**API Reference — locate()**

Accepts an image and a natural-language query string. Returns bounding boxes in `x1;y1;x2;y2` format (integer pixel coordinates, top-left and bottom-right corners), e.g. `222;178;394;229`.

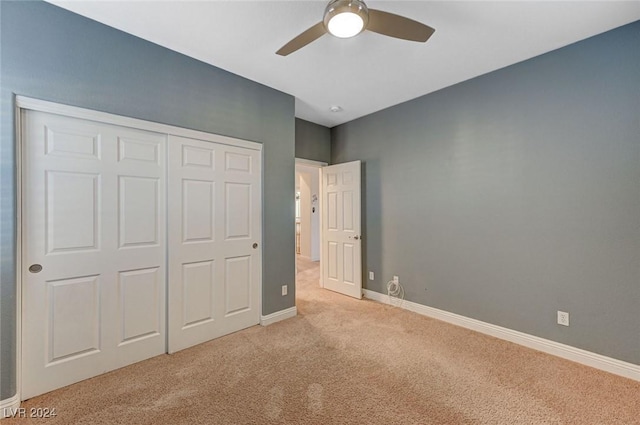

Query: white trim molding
1;394;21;419
363;289;640;382
260;307;297;326
13;96;24;407
295;158;327;167
15;96;263;152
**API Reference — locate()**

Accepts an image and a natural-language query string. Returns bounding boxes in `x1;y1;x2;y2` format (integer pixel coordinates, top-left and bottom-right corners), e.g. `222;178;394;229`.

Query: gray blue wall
0;1;295;400
295;118;331;163
332;21;640;365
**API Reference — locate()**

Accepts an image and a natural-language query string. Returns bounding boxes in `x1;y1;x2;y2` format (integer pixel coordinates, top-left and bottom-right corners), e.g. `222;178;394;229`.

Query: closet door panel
168;135;261;353
22;111;166;399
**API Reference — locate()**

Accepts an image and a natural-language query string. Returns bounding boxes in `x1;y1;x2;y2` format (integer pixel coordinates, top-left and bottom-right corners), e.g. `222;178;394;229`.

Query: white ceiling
48;1;640;128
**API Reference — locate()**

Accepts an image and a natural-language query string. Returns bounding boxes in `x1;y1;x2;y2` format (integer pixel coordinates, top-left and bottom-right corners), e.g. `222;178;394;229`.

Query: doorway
294;159;363;300
294;159;326;278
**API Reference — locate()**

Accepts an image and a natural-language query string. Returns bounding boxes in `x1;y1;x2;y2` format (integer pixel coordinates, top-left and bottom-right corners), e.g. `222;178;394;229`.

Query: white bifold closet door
167;135;261;353
22;111;167;399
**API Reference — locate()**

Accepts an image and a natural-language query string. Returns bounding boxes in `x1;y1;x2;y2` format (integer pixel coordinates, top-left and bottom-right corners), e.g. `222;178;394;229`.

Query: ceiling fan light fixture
323;0;369;39
276;0;435;56
327;13;363;38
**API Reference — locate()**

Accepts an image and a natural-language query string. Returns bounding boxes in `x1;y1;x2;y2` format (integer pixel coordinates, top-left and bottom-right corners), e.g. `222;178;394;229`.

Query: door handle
353;235;359;240
29;264;43;273
252;243;258;249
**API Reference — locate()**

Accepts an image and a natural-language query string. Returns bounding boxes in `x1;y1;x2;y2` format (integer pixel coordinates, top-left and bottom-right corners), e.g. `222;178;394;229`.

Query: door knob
29;264;43;273
354;235;359;240
252;243;258;249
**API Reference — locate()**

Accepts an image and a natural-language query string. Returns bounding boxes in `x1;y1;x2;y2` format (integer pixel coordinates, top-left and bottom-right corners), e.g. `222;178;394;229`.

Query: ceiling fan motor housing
324;0;370;38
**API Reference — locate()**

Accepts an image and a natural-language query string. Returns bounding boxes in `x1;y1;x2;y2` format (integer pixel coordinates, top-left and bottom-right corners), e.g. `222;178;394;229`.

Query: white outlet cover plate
282;285;288;296
369;271;374;281
557;311;569;326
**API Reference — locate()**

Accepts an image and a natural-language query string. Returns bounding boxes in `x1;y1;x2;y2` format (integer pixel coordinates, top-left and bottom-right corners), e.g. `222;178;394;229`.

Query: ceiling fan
276;0;435;56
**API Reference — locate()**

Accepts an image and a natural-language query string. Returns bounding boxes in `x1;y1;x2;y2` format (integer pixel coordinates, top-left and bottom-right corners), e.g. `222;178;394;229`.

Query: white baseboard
260;306;297;326
363;289;640;382
1;394;21;419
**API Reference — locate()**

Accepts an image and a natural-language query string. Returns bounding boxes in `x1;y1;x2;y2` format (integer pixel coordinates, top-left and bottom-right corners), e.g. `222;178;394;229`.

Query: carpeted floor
6;256;639;424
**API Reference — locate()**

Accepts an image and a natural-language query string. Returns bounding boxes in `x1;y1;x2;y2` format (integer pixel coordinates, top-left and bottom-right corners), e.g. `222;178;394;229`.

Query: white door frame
14;96;263;403
295;158;327;167
294;159;326;279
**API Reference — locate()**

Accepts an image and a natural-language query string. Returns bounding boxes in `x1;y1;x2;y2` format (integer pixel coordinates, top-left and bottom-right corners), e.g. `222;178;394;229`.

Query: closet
20;99;261;399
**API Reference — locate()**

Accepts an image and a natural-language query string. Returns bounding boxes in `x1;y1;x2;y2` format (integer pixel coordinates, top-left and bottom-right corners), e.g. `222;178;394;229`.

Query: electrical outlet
393;275;399;284
282;285;288;296
557;311;569;326
369;271;374;280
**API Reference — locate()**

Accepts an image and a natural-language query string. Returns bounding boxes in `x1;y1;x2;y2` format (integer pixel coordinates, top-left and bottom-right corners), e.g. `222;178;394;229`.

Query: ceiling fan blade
367;9;435;42
276;22;326;56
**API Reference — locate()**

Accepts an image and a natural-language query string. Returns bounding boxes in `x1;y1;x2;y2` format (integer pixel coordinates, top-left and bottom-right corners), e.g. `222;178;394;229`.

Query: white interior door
321;160;362;299
167;135;261;353
22;111;166;399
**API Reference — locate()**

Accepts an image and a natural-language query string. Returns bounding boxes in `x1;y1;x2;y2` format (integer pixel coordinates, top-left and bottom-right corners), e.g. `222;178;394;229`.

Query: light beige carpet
7;256;639;424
